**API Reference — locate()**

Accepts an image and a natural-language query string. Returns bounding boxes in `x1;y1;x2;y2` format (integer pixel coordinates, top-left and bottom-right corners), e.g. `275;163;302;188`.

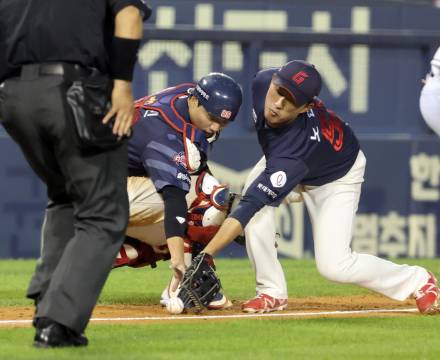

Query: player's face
264;81;310;127
188;97;228;138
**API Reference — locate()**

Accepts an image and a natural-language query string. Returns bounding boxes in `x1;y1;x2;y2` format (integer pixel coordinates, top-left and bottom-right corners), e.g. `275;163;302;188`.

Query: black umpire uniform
0;0;150;347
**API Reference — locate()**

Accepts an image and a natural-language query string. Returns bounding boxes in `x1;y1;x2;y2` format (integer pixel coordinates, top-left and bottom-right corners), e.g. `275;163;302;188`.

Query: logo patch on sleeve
176;216;186;224
173;152;186;167
270;171;287;188
143;95;157;105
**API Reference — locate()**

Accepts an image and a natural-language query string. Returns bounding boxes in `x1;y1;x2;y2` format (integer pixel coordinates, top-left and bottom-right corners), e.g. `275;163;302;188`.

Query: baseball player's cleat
206;291;233;310
241;294;288;313
415;272;440;314
33;318;88;348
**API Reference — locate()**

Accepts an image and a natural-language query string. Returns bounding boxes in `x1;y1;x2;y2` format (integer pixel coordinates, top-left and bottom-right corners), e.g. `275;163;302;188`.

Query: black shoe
33;319;88;348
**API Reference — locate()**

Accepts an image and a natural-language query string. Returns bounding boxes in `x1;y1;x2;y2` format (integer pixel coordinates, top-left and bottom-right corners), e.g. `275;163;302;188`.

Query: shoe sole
33;341;87;348
242;304;288;314
33;341;51;349
207;298;233;310
421;302;440;315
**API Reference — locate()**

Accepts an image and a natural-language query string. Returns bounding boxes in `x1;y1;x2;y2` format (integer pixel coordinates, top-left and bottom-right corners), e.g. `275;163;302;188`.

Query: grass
0;258;440;359
1;317;440;359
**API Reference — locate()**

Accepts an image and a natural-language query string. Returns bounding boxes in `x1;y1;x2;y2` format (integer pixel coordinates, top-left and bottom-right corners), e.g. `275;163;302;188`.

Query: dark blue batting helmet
190;72;242;122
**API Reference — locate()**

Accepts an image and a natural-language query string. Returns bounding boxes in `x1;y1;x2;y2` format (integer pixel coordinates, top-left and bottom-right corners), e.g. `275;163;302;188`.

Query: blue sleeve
230;157;308;227
229;197;265;228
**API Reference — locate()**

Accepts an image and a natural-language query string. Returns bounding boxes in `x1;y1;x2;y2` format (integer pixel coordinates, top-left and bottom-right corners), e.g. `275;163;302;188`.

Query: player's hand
169;261;186;292
102;79;134;137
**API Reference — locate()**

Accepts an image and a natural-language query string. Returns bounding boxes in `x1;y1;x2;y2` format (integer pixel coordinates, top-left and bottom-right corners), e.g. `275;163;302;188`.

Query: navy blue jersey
128;84;209;193
231;68;360;226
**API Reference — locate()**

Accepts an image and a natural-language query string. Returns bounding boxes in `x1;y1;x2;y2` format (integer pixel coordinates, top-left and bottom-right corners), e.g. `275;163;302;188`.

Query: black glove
178;252;221;313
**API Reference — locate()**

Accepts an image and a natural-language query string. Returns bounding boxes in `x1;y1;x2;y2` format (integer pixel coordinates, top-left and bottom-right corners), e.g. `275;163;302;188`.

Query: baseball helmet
190;73;242;122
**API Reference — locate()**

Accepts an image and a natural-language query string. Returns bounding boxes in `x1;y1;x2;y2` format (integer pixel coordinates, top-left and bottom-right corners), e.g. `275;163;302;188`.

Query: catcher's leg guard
113;236;170;269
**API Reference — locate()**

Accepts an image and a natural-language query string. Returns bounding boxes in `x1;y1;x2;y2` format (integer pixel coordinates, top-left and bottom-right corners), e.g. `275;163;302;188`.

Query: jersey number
319;111;344;152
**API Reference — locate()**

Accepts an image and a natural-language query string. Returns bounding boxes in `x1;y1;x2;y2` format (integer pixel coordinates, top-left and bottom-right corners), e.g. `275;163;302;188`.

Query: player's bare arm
203;218;243;256
167;236;186;289
103;5;143;136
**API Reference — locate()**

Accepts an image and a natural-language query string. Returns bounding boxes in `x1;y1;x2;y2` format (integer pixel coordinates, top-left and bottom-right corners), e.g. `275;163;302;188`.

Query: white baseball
166;297;184;314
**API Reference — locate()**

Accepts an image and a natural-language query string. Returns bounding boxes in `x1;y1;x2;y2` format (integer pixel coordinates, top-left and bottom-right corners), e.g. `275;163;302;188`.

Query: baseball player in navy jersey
198;60;439;315
420;46;440;136
112;73;242;308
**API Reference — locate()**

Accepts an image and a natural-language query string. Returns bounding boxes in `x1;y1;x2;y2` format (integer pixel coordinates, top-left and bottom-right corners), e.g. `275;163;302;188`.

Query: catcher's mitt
177;252;221;313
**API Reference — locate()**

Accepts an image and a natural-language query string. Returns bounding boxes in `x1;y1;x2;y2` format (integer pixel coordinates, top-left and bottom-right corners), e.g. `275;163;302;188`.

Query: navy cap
273;60;322;106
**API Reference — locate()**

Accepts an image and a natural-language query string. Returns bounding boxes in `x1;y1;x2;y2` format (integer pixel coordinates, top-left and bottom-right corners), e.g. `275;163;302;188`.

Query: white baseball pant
420;73;440;137
126;176;197;247
243;150;430;301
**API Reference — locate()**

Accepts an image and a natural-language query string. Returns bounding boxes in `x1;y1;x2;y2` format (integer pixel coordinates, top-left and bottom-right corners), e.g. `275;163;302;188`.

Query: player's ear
298;102;313;114
304;102;314;112
188;94;199;109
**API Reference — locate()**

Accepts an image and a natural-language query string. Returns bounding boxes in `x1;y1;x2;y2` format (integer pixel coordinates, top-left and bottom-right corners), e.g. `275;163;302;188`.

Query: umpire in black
0;0;151;348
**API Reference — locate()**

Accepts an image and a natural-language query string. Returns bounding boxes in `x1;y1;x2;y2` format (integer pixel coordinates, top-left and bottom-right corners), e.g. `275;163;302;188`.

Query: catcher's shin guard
113;236;170;269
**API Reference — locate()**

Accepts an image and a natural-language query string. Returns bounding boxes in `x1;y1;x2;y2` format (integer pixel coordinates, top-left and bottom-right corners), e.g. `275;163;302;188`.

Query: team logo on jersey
270;171;287;188
173;152;186;167
143;110;159;117
143;96;157;105
177;172;191;183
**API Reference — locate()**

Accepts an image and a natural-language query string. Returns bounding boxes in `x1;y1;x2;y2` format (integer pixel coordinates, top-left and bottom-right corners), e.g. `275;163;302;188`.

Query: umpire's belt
18;63;95;81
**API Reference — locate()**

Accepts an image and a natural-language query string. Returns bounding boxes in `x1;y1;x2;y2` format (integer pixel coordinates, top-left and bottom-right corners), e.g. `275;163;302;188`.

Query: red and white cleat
242;294;287;314
415;272;440;314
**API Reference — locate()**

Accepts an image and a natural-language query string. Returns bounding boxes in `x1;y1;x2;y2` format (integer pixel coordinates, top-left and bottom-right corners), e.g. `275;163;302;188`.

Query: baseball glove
177;252;221;313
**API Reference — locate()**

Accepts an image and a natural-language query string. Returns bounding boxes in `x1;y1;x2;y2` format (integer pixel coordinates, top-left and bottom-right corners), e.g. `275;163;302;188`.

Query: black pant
0;67;129;333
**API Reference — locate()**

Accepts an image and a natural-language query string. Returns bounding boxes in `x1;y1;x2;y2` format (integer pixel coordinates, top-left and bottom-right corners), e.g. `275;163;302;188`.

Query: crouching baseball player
186;60;439;315
111;73;242;309
114;170;233;309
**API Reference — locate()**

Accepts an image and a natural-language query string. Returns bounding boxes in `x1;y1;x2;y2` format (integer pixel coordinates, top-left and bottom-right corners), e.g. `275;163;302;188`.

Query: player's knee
315;253;357;283
317;267;349;283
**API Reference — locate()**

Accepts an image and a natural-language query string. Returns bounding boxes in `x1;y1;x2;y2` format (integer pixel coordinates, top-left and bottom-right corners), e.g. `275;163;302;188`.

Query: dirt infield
0;294;418;327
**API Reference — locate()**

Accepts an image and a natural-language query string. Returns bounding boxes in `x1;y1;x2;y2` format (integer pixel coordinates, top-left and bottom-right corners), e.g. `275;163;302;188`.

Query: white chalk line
0;307;418;326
